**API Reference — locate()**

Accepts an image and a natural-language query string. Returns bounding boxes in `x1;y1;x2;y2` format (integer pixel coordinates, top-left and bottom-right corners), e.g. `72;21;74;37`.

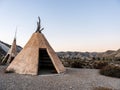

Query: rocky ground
0;66;120;90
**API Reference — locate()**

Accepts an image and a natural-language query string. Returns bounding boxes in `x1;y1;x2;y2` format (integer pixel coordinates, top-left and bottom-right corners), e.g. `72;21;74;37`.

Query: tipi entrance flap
38;48;57;74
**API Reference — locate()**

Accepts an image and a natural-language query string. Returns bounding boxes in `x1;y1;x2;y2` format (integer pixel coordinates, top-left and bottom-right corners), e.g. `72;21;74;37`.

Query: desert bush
71;59;90;68
94;86;112;90
93;61;108;69
61;59;71;67
100;64;120;78
61;59;111;69
61;59;87;68
70;60;84;68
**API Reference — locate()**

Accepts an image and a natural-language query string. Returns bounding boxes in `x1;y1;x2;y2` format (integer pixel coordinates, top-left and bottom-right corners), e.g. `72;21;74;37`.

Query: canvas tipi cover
1;36;17;64
6;17;65;75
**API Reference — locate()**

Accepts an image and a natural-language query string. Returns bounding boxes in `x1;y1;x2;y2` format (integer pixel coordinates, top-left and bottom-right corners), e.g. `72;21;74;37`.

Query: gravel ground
0;66;120;90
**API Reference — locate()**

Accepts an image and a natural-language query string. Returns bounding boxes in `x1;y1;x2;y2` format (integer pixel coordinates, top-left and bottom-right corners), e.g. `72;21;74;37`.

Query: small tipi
1;32;17;65
6;17;66;75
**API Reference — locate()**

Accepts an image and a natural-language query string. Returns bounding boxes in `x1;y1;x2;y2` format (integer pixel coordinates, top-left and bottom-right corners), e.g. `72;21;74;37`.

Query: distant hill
57;51;98;60
0;40;22;59
57;49;120;60
0;40;120;61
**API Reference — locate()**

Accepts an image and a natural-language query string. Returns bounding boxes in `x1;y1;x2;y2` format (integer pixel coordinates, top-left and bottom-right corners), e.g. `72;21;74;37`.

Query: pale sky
0;0;120;52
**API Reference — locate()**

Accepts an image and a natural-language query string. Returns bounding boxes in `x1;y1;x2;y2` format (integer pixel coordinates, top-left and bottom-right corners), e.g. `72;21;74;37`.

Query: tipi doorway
38;48;57;75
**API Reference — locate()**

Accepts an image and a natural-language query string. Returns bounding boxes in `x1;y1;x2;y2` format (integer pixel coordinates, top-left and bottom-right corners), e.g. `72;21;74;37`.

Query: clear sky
0;0;120;52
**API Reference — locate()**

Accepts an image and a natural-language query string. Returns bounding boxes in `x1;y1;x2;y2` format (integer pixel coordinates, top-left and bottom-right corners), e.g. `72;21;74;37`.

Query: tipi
6;17;66;75
1;32;17;65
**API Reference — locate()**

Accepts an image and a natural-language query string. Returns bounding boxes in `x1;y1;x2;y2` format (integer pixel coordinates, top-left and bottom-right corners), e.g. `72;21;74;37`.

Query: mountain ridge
0;40;120;61
57;50;120;60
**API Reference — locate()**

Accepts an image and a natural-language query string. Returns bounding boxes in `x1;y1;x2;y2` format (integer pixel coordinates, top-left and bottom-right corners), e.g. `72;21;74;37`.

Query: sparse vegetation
61;59;91;68
62;59;120;78
93;61;109;69
100;64;120;78
61;59;109;69
69;59;85;68
94;86;112;90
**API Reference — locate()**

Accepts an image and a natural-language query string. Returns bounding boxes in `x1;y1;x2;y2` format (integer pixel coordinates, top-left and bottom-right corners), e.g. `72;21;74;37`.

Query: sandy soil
0;66;120;90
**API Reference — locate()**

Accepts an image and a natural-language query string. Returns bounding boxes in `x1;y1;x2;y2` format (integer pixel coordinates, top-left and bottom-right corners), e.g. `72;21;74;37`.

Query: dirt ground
0;66;120;90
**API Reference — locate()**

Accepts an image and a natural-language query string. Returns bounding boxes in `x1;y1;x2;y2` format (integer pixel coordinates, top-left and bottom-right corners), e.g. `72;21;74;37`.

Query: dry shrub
61;59;85;68
94;86;112;90
93;61;108;69
70;60;84;68
62;59;109;69
61;59;71;67
100;64;120;78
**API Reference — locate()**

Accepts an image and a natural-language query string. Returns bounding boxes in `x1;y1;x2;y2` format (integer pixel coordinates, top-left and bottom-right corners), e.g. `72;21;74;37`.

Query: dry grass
100;64;120;78
94;86;112;90
61;59;109;69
